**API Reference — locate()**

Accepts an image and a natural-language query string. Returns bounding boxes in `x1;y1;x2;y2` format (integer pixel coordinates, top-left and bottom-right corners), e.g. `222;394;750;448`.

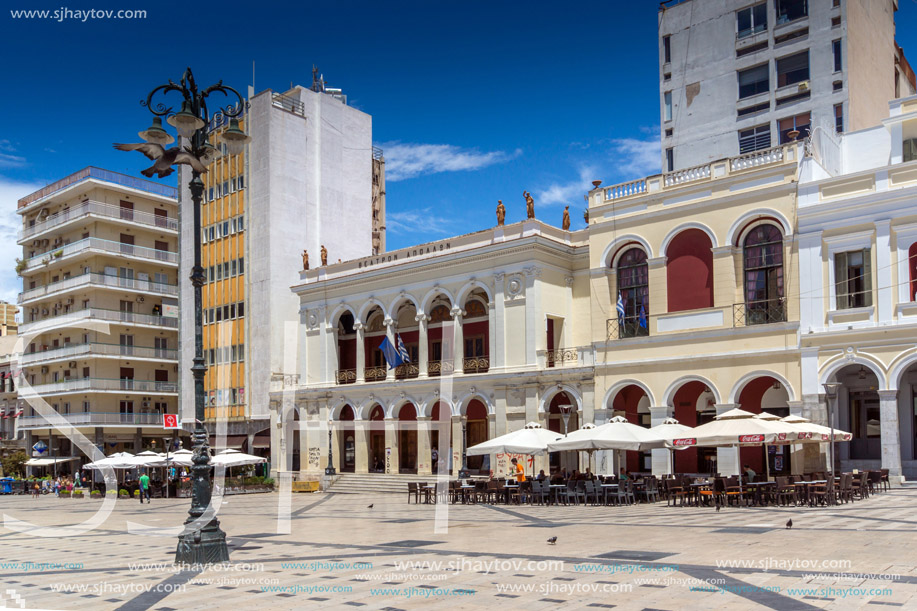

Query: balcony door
120;367;134;391
119;233;134;255
119;200;134;221
119;334;134;356
119;300;133;323
119;267;134;289
154;337;168;358
120;400;133;423
155;369;169;391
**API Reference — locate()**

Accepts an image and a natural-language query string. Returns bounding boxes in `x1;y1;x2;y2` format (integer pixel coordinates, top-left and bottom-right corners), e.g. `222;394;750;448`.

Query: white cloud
386;207;456;236
0;140;26;168
0;178;42;304
610;137;660;179
378;141;520;182
536;165;599;207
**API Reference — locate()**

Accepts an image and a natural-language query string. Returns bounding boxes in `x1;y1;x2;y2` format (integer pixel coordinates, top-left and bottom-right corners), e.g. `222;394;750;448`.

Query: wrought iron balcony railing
734;298;787;326
462;356;490;373
335;369;357;385
427;360;455;377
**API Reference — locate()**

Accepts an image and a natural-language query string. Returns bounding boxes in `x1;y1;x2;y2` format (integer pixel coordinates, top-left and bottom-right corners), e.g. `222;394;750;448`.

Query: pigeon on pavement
547;536;557;545
786;519;793;529
367;504;374;509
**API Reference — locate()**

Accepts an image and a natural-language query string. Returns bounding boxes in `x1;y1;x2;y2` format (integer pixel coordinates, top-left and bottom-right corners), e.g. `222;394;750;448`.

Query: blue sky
2;0;917;301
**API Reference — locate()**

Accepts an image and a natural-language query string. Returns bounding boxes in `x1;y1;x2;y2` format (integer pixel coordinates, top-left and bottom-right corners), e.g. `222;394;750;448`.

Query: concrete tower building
658;0;915;172
15;168;183;464
179;73;381;453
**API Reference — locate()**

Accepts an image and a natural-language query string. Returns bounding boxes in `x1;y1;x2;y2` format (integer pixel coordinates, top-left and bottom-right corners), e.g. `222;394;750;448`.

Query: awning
25;457;80;466
209;435;246;450
252;434;271;449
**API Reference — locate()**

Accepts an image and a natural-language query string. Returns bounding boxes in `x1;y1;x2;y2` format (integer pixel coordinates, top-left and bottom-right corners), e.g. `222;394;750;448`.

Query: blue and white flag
396;333;411;364
378;336;405;369
616;293;626;320
639;304;648;329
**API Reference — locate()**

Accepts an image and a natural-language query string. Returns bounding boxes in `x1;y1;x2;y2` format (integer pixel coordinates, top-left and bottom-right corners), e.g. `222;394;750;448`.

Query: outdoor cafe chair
561;480;584;506
775;477;797;506
639;476;660;503
723;477;747;507
880;469;890;491
530;480;550;505
615;480;636;505
582;480;601;505
866;471;881;495
407;482;420;504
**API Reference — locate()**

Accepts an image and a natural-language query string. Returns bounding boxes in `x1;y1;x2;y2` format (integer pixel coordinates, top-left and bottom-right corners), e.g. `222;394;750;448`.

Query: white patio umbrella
547;416;662;452
211;449;267;468
649;417;693;475
466;421;562;456
780;415;852;441
84;452;137;470
165;448;195;468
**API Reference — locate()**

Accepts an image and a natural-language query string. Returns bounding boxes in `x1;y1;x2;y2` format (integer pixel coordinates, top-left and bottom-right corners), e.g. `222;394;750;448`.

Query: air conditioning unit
32;240;41;247
41;308;49;315
40;366;49;374
798;80;810;91
68;361;77;369
142;401;150;408
53;238;63;246
41;239;49;247
136;296;145;303
65;298;74;305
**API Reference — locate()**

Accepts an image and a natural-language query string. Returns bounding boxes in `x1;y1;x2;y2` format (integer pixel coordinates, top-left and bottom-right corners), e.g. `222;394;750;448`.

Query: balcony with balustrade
20;237;178;273
591;143;800;207
18;200;177;244
20;307;179;335
19;271;177;305
20;342;178;366
23;377;178;397
16;410;177;430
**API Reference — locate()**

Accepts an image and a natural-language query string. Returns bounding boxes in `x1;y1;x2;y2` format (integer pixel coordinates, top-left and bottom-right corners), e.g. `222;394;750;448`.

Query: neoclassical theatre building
270;221;595;478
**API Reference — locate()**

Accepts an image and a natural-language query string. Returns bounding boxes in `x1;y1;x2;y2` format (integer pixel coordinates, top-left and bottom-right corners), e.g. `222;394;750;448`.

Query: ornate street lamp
117;67;249;563
459;420;469;479
822;382;841;505
326;414;336;476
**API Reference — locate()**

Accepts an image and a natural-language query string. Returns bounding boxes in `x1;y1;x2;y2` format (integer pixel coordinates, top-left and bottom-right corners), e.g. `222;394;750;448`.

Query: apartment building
796;94;917;481
15;167;183;465
0;335;24;457
178;74;381;453
658;0;915;172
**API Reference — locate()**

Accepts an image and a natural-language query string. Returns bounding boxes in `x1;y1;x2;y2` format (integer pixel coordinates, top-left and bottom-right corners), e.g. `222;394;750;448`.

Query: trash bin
0;478;13;494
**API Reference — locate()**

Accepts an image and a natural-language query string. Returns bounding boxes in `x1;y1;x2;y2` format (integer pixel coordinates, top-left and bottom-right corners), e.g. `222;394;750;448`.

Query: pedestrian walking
139;471;151;504
32;481;40;499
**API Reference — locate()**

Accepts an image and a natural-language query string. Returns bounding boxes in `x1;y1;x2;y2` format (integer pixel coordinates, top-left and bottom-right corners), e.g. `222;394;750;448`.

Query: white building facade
797;95;917;481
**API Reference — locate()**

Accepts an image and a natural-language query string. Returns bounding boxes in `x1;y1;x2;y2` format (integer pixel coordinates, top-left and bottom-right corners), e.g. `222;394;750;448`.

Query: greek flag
396;333;411;364
616;293;626;320
378;336;405;369
639;304;648;329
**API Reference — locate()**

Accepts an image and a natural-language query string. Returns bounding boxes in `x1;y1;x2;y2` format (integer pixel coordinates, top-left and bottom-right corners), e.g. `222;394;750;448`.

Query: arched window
666;229;714;312
616;248;649;337
743;224;785;324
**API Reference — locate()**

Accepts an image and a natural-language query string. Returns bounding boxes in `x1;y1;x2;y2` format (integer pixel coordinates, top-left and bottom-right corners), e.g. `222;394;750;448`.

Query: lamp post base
325;467;336;476
175;523;229;565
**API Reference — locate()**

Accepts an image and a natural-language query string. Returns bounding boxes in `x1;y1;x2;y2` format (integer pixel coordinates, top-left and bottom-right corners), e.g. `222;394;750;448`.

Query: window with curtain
777;51;809;87
744;224;785;324
617;248;649;337
835;249;872;309
739;63;769;99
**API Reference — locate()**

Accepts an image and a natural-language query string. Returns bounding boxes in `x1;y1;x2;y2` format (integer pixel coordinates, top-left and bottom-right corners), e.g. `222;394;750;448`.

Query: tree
1;451;28;478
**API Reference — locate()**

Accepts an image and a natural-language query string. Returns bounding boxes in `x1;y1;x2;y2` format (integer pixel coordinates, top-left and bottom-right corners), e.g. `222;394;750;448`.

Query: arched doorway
430;401;451;474
833;365;881;467
394;302;419;379
398;403;418;474
336;312;357;384
611;384;652;473
427;299;453;376
363;306;387;382
736;376;790;476
671;381;717;474
547;392;579;473
465;400;489;473
462;293;490;373
368;404;385;473
339;405;356;473
291;408;301;471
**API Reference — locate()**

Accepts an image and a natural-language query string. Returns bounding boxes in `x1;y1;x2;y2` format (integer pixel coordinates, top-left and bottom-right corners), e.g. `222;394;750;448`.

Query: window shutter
862;248;872;307
835;252;848;309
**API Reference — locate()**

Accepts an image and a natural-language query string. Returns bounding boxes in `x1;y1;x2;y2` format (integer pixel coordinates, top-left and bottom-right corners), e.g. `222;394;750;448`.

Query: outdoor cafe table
458;484;476;504
600;483;618;505
745;481;776;506
503;483;520;504
422;484;439;504
549;484;567;505
689;481;712;506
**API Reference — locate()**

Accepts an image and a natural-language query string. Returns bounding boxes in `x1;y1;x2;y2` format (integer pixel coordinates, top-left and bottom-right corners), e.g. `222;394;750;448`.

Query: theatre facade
269;221;595;478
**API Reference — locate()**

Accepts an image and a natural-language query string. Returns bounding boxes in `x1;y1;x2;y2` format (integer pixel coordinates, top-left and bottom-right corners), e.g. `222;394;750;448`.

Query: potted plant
14;258;27;276
59;490;70;498
118;489;129;499
72;490;83;499
90;490;102;499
